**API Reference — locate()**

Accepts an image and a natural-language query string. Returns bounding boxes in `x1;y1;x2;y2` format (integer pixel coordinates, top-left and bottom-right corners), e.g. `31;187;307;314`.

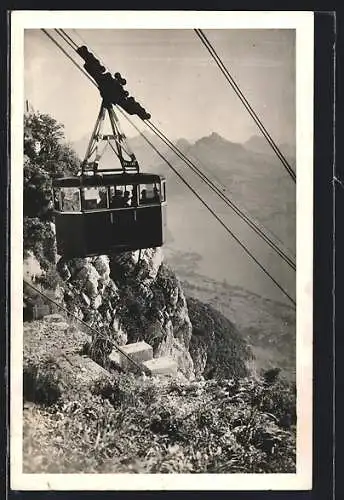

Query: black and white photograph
11;11;313;490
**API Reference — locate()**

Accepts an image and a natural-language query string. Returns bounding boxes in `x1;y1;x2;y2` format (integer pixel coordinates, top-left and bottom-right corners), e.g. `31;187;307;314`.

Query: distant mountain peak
244;135;270;152
209;131;223;140
204;131;226;143
175;138;191;150
195;132;245;154
244;135;295;160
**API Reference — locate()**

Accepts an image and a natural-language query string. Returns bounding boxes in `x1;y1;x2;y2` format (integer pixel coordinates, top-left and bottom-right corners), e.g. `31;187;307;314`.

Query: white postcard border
10;10;314;491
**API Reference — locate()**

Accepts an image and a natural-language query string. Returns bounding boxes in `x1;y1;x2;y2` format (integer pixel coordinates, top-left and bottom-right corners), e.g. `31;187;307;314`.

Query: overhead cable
117;109;296;306
146;119;296;270
56;29;79;50
41;29;296;306
41;29;97;87
23;279;150;374
194;28;296;183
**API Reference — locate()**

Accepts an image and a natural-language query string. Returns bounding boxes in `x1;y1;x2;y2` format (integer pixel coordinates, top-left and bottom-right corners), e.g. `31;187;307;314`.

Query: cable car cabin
52;173;167;258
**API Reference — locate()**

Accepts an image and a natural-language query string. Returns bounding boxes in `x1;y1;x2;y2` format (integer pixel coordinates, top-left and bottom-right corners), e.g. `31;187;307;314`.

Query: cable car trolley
52;48;167;258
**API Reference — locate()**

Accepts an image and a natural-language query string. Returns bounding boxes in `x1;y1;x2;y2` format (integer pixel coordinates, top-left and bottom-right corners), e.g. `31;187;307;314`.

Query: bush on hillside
23;112;80;270
23;217;56;270
187;297;253;379
23;373;296;473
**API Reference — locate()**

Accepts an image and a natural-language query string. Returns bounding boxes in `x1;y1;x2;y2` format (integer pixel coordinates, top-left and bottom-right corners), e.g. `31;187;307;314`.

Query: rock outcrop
23;251;44;283
57;248;195;380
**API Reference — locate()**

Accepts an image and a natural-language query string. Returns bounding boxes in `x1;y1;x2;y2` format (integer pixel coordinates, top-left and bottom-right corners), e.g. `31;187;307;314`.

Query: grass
23;366;296;474
22;288;296;474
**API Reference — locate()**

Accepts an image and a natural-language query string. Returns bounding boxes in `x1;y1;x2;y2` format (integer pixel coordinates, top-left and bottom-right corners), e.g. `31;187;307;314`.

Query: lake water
163;184;295;305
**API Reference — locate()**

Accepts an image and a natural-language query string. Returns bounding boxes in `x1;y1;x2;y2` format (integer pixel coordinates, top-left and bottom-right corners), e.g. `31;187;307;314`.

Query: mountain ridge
71;131;295;165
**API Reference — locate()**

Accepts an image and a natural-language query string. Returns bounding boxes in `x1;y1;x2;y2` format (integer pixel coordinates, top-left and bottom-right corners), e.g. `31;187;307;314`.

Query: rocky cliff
56;248;195;379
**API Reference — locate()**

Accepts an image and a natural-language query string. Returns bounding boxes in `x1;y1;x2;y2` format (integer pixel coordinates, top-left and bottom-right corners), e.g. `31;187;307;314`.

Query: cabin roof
53;172;165;188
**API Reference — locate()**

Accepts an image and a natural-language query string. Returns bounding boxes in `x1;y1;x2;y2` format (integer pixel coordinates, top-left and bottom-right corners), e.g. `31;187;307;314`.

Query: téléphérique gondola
52;46;167;258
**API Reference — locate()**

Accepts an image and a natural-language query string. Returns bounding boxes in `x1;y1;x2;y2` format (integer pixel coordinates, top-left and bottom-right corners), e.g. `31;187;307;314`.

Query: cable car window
140;183;161;204
53;188;62;211
109;185;124;208
84;187;99;210
123;186;133;207
108;186;115;201
97;186;108;208
61;187;81;212
109;185;134;208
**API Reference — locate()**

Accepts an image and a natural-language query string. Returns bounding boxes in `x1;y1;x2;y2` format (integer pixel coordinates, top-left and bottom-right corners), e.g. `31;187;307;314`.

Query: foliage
116;282;151;342
23;217;56;270
24;113;80;218
24;357;63;405
24;112;80;176
187;297;253;379
23;373;296;474
88;324;119;370
23;112;81;269
115;263;178;346
35;265;64;291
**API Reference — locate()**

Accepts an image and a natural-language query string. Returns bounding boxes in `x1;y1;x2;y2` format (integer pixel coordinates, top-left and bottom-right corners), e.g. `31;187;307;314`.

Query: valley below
73;130;297;380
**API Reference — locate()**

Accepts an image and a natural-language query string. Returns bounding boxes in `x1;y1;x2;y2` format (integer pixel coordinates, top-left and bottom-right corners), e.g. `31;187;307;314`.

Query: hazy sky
24;29;295;145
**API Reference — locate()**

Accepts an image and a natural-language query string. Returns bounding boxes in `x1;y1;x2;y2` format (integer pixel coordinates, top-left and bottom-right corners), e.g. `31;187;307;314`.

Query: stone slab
109;341;153;371
143;356;178;376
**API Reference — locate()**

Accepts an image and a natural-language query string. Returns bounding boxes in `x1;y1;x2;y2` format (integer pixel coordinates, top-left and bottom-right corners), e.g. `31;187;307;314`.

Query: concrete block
143;356;178;376
109;341;153;371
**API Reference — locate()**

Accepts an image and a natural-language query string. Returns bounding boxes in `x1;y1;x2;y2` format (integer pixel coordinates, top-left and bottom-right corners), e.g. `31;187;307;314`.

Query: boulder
111;317;127;345
81;292;91;307
85;278;99;298
92;295;102;310
60;251;196;380
93;255;110;277
143;356;178;376
24;352;111;403
43;313;65;323
155;327;195;380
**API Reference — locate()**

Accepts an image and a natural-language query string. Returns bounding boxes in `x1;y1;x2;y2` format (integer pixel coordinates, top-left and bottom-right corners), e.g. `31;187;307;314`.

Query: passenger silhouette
111;190;124;208
123;190;132;207
140;189;147;204
98;190;108;208
153;186;160;202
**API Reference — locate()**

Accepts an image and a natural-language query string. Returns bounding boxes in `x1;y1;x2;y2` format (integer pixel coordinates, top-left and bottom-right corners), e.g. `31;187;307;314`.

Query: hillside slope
26;247;254;382
23;247;296;474
23;315;296;474
23;112;296;474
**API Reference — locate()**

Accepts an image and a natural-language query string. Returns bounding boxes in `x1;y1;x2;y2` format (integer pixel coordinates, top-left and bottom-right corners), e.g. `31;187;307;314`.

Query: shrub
23;370;296;473
24;358;62;405
187;297;253;379
23;217;56;270
23;111;81;278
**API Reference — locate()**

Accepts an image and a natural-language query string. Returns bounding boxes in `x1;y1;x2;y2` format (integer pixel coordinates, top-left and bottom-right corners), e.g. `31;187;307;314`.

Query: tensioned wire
40;29;296;306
